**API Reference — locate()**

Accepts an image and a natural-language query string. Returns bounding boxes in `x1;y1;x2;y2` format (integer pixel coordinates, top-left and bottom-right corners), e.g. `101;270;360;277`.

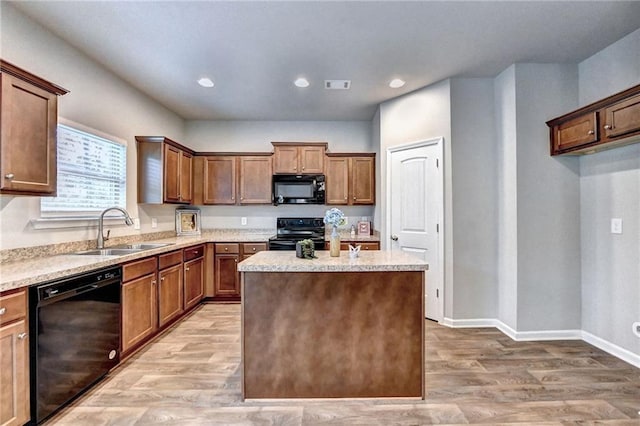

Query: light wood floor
47;304;640;425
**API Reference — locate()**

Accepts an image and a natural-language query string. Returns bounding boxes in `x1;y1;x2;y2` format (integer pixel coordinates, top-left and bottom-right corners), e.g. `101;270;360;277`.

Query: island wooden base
241;271;424;399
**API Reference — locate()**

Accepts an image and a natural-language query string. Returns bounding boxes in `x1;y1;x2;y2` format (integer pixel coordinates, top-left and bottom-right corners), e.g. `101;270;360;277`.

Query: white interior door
388;138;443;322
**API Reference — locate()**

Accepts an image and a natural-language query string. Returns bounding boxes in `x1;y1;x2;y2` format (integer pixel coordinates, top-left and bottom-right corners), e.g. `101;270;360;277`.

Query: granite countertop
237;250;428;273
0;229;275;292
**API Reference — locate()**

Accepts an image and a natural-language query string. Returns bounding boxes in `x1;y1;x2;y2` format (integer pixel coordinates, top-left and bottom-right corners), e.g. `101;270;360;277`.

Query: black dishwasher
29;266;122;424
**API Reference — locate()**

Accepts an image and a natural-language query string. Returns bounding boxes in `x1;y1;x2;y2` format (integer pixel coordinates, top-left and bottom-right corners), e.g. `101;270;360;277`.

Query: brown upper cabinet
193;154;272;205
136;136;194;204
272;142;326;174
0;60;68;196
325;154;375;205
547;84;640;155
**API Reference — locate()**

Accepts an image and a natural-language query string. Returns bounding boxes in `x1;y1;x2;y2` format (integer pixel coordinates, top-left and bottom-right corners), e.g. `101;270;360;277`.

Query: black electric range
268;217;326;251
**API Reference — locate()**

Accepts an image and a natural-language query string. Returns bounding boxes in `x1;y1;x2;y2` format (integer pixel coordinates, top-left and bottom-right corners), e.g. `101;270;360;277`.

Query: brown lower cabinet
213;242;267;301
121;257;158;354
121;244;204;356
158;250;183;328
0;289;30;426
184;244;205;310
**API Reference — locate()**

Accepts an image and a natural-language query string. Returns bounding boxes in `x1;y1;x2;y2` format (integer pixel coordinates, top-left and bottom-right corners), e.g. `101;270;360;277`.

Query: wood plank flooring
46;304;640;425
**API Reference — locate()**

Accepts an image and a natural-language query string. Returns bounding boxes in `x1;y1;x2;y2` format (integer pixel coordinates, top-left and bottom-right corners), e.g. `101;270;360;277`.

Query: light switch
133;218;140;230
611;218;622;234
151;217;157;228
241;217;247;225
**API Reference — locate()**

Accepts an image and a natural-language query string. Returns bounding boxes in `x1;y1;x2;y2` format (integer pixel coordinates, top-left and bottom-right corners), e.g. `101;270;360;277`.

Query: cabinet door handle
151;280;157;285
185;267;190;271
252;247;256;251
302;166;305;170
161;277;165;281
587;130;595;135
224;247;228;251
0;307;5;315
391;235;399;241
353;196;356;201
18;333;28;340
5;173;14;180
604;124;613;130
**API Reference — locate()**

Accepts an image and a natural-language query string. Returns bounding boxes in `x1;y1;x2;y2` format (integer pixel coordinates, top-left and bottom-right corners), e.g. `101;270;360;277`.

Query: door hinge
436;289;439;298
436;223;439;233
436;158;439;168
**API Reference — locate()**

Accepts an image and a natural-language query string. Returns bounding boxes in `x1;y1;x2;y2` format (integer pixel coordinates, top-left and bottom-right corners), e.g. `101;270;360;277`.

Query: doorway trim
386;137;445;322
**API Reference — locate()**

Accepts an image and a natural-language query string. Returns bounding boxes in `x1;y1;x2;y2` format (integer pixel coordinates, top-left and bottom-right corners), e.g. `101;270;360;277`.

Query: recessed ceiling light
197;77;214;88
294;77;310;88
389;78;406;89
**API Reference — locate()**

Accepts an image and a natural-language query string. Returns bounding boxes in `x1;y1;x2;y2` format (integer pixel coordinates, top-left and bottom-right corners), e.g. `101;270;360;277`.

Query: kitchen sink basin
112;243;174;250
74;248;144;256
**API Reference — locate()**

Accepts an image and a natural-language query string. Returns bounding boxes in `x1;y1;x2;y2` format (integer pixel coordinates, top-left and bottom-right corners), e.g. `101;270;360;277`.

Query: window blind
41;123;126;214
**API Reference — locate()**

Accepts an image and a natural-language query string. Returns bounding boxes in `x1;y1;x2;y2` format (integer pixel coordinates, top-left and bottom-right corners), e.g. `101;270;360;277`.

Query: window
41;120;127;216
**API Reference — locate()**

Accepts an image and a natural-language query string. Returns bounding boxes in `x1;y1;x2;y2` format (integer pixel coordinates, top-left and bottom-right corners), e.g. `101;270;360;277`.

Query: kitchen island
238;250;428;399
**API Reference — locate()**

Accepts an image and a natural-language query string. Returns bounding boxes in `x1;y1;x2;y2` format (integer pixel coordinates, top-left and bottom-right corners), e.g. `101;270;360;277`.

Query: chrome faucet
97;207;134;249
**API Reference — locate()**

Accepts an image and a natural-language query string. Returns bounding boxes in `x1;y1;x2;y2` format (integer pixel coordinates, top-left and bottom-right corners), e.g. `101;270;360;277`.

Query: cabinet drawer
215;243;240;254
360;242;380;250
123;256;158;282
159;250;182;269
0;289;27;325
183;244;205;261
242;243;267;255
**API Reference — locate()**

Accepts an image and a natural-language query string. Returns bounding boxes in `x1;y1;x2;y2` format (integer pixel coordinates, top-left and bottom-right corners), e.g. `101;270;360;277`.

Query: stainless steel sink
73;243;173;256
74;248;144;256
113;243;174;250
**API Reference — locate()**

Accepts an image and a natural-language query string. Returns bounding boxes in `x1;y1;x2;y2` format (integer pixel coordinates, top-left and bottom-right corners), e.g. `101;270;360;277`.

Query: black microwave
272;174;325;205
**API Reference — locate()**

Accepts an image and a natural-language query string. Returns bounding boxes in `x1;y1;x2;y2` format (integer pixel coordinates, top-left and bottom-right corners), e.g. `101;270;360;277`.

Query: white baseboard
442;317;638;368
582;330;640;369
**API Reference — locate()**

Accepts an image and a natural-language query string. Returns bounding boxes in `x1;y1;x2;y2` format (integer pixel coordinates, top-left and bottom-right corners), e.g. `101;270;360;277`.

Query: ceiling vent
325;80;351;90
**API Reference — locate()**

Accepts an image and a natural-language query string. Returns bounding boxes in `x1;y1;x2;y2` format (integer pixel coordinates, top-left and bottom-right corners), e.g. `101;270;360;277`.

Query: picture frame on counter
357;221;371;235
175;208;201;236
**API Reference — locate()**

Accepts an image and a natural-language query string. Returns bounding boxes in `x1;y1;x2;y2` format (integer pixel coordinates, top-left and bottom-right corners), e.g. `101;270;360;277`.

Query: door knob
391;235;399;241
587;130;595;135
18;333;28;340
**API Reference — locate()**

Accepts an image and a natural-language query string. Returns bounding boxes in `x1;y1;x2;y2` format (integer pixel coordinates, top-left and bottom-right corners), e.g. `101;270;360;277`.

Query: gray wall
0;3;185;249
378;80;454;317
578;29;640;355
513;64;581;332
494;66;519;329
450;78;498;319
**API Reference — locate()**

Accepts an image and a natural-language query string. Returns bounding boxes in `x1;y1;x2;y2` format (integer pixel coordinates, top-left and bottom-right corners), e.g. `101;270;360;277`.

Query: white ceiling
9;1;640;121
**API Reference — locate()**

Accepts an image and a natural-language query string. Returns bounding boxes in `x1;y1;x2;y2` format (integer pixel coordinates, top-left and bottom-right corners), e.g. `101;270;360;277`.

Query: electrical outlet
151;218;157;228
241;217;247;226
133;218;140;230
633;322;640;338
611;218;622;234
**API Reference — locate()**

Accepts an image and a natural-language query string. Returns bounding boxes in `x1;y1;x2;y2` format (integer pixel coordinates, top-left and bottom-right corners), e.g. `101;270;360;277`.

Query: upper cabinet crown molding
1;60;68;96
547;83;640;156
1;60;68;196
